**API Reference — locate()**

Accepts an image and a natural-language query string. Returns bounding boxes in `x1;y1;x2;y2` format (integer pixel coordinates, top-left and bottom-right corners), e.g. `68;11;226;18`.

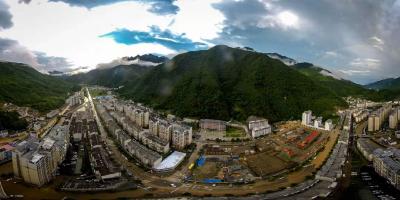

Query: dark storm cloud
213;0;400;84
34;52;73;72
0;37;37;66
0;37;73;73
0;1;13;30
47;0;179;15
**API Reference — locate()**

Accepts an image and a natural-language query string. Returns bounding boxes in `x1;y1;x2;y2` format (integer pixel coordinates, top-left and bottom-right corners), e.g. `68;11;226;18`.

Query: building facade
199;119;226;132
302;111;312;126
373;148;400;190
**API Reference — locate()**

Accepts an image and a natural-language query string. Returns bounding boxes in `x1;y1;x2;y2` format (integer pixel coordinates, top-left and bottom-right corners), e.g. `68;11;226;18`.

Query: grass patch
225;127;245;137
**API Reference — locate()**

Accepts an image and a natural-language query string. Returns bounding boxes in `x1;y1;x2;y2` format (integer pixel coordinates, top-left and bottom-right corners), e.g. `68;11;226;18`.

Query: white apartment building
251;125;272;138
314;117;323;129
302;110;312;126
324;119;334;131
247;116;271;138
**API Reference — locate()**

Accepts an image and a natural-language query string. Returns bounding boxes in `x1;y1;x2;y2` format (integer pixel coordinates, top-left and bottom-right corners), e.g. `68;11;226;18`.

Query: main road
85;87;354;198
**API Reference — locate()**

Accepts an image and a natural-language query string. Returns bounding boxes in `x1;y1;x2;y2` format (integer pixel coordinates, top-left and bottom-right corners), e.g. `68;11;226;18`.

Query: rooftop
30;153;44;163
374;148;400;173
41;138;55;150
358;138;381;155
153;151;186;170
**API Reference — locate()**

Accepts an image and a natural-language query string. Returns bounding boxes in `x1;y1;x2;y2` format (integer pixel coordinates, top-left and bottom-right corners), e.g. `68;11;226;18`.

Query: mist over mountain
96;54;169;69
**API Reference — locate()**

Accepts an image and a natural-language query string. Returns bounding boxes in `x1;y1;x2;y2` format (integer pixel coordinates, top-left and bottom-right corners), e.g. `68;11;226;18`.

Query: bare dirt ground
312;129;339;168
246;152;290;177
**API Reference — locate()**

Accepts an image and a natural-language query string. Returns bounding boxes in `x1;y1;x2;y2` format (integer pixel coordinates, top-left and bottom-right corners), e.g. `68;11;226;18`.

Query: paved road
0;182;7;199
85;89;354;198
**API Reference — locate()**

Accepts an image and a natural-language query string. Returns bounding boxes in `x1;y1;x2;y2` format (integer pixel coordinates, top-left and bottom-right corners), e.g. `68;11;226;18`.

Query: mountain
66;54;168;88
66;64;152;88
293;62;372;97
48;70;64;76
237;47;297;66
118;45;347;122
126;54;169;66
365;78;400;90
0;61;79;112
266;53;297;66
96;54;169;69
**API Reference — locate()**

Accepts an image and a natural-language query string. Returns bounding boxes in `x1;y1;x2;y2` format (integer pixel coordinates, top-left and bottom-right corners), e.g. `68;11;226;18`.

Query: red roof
304;131;319;144
298;131;319;148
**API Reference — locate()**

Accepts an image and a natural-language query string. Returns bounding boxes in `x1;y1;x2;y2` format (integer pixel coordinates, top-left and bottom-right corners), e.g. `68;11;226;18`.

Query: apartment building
302;110;312;126
140;131;170;154
325;119;334;131
373;148;400;190
247;116;271;138
247;117;269;130
357;138;380;161
0;144;13;164
389;109;398;129
251;125;272;138
171;124;192;150
125;139;162;168
88;132;121;180
12;123;69;187
149;117;172;143
368;104;393;132
368;114;376;132
200;119;226;132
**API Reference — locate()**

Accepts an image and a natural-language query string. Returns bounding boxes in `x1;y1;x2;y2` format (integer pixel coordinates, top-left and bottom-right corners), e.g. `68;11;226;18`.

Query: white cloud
276;11;299;28
338;69;371;76
350;58;380;69
369;36;384;51
324;51;338;57
255;10;301;30
168;0;225;42
369;36;384;45
2;0;224;70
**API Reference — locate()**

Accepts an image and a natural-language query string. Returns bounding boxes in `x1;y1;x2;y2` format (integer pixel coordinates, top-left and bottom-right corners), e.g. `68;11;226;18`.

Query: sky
0;0;399;84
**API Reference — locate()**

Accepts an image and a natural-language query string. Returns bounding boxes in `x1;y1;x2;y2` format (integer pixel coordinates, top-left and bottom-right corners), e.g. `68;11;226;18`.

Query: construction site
186;121;333;185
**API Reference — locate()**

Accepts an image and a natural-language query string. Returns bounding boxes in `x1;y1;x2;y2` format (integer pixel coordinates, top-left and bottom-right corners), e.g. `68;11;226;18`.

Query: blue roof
196;155;206;167
203;179;222;183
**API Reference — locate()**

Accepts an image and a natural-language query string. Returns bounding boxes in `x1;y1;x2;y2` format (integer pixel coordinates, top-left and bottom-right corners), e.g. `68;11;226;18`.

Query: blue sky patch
100;26;208;52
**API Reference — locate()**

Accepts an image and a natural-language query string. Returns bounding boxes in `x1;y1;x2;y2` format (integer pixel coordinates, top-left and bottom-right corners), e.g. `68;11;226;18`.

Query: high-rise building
12;125;69;187
302;110;312;126
374;115;381;131
368;114;375;132
389;110;398;129
314;117;323;129
171;124;192;150
325;119;333;131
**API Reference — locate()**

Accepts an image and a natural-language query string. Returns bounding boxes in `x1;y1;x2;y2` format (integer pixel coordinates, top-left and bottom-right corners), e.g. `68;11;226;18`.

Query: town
0;86;396;200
